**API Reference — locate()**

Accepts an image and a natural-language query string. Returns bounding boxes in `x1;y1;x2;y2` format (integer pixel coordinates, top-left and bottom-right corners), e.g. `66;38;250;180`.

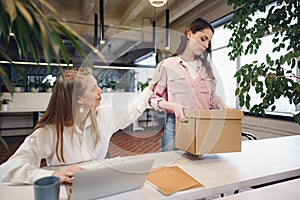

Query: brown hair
32;67;100;162
174;18;215;79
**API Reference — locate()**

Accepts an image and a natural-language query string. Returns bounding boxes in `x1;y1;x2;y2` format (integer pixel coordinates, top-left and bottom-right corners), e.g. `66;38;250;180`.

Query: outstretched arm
98;62;165;134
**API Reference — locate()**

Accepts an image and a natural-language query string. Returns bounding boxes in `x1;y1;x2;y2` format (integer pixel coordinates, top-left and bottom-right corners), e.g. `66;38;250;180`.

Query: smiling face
187;28;214;56
78;74;103;110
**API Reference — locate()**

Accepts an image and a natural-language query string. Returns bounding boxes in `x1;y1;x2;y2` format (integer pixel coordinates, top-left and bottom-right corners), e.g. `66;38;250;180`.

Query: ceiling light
148;0;168;7
0;60;73;67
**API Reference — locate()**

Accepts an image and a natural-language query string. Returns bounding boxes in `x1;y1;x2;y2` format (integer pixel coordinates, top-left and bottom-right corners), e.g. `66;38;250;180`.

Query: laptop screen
70;158;154;200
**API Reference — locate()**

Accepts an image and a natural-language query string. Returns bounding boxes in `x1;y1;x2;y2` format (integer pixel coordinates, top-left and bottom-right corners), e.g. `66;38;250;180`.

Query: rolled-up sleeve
149;67;168;112
97;87;154;135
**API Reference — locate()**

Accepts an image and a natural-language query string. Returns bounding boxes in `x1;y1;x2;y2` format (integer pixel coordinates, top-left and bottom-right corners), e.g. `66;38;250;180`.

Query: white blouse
0;88;153;185
182;60;199;79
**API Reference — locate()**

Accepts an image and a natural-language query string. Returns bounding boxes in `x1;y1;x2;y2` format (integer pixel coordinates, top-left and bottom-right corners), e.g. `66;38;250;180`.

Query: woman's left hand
222;105;235;110
52;165;85;184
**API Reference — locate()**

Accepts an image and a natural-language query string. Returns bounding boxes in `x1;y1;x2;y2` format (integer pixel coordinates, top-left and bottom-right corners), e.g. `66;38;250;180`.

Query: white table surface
1;135;300;200
0;184;68;200
214;178;300;200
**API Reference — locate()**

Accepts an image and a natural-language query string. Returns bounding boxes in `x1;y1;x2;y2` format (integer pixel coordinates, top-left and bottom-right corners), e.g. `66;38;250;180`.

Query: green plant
15;79;25;87
29;77;40;89
103;79;116;89
225;0;300;124
0;0;106;94
0;98;12;105
137;78;151;91
0;90;9;151
43;79;52;90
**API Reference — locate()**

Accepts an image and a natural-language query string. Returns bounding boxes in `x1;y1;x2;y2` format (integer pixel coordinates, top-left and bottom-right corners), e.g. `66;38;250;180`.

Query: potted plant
114;82;127;92
14;80;26;92
103;79;116;93
29;78;41;92
0;98;12;111
42;79;53;93
137;78;151;91
14;85;22;93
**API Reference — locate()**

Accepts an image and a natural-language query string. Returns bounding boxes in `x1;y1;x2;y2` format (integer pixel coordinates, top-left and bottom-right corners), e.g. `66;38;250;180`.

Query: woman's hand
215;97;234;110
219;104;235;110
172;104;188;122
158;101;187;122
224;106;235;110
52;165;85;184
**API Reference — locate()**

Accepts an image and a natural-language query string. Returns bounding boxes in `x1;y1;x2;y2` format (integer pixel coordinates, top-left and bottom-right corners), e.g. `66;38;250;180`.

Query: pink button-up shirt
149;56;225;112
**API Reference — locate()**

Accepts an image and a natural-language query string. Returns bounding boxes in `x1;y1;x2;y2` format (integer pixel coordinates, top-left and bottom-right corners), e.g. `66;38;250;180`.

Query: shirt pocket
168;77;191;95
198;78;213;94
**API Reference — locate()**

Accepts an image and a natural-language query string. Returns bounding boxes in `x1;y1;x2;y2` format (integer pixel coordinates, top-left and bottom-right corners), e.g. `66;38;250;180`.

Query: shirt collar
177;56;202;67
74;115;92;134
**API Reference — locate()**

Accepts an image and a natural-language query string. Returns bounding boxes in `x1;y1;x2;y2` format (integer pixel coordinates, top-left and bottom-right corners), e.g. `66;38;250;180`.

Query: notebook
69;158;154;200
147;165;204;195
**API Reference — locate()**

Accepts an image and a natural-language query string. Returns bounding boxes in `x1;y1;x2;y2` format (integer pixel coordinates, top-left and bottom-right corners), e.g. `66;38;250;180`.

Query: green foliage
137;78;151;91
0;0;106;94
225;0;300;124
42;79;52;90
103;79;116;89
0;98;12;105
0;136;9;153
29;77;40;88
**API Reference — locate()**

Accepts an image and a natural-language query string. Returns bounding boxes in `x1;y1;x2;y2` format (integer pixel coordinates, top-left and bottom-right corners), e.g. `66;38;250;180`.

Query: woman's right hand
52;165;85;184
158;100;187;122
173;104;188;122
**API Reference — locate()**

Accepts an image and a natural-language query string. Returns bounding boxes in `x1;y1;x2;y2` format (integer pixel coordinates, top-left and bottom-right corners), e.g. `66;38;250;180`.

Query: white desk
214;178;300;200
0;184;68;200
1;135;300;200
98;135;300;200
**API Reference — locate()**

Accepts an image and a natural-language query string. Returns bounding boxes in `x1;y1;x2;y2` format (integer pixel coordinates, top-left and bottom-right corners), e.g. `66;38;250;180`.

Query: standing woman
149;18;231;152
0;67;162;185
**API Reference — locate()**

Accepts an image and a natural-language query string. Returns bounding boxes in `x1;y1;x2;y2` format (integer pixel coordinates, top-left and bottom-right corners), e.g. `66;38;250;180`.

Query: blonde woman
0;66;162;185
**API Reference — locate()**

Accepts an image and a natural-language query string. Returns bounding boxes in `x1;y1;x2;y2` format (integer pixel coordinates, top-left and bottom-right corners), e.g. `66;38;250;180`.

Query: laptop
69;158;154;200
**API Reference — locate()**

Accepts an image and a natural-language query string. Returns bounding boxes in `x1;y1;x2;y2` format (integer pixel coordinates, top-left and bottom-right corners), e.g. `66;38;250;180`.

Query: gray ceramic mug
34;176;60;200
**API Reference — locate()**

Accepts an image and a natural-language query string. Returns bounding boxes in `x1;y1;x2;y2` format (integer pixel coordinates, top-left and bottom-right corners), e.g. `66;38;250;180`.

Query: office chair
105;152;112;159
241;131;257;140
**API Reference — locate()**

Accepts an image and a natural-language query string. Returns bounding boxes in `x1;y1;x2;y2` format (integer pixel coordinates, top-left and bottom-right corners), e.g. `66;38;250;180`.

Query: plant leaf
0;65;14;95
2;0;17;23
15;0;33;27
0;136;10;153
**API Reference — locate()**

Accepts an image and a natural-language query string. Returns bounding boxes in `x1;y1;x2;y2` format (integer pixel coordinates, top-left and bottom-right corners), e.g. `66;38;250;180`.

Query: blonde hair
32;67;100;163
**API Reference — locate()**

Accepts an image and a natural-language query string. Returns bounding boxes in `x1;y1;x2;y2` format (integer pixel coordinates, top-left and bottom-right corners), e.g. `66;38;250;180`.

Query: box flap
183;109;244;119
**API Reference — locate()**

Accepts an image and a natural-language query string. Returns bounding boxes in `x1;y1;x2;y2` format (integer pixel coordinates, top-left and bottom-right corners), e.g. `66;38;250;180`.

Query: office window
211;26;236;108
211;1;298;115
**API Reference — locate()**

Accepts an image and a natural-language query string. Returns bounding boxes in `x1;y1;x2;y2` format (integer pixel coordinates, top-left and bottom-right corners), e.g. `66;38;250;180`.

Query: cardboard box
175;109;244;155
